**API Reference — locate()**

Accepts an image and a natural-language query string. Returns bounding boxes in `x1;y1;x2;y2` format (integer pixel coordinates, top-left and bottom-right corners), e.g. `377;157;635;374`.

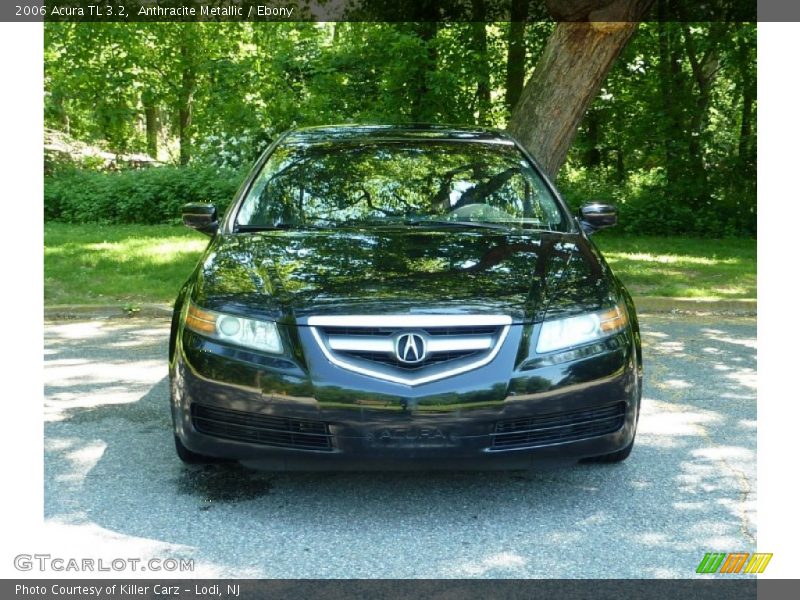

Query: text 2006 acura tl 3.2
169;124;642;470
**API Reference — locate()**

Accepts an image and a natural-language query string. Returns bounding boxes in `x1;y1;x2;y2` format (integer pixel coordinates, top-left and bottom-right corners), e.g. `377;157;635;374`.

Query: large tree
508;0;655;179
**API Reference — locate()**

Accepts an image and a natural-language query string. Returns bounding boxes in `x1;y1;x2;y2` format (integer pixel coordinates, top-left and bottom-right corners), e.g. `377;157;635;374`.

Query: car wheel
174;434;214;464
585;381;641;464
582;436;635;464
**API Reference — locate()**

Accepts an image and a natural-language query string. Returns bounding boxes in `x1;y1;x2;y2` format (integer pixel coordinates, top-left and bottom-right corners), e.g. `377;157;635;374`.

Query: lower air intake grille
191;404;333;451
491;402;626;450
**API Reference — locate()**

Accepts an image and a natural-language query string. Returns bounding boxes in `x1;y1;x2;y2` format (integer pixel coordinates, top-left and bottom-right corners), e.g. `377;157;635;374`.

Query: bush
44;165;247;224
556;166;756;237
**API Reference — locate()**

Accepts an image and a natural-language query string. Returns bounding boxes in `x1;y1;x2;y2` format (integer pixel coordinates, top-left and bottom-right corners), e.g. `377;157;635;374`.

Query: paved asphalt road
43;314;756;578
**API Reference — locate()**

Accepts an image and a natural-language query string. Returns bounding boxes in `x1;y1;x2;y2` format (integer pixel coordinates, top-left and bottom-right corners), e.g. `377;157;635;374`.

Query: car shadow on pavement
43;315;756;578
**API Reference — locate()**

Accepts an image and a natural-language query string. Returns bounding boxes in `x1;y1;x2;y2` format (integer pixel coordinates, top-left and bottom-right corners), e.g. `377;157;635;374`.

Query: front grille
491;402;626;450
308;315;512;386
341;348;480;370
191;404;333;451
426;326;498;336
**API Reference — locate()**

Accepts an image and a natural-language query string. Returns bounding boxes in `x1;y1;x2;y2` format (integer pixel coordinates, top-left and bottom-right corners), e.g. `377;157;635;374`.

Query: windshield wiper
234;223;321;232
403;218;512;231
236;220;521;232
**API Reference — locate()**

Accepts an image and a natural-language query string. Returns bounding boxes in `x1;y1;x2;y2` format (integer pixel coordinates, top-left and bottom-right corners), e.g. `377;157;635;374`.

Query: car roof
281;124;516;145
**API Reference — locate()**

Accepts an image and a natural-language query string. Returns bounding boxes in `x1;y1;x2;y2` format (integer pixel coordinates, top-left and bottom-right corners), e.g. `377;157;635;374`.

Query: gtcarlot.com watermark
14;554;194;573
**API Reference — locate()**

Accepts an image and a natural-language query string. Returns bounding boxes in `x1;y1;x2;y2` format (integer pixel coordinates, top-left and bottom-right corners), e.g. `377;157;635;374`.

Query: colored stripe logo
697;553;772;574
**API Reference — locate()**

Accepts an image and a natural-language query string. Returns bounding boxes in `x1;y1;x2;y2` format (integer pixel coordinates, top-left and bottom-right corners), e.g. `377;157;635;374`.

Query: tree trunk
584;108;602;167
738;79;755;174
407;2;441;122
614;142;625;183
657;9;681;186
507;0;653;179
505;0;528;113
471;1;491;123
681;21;726;204
178;97;192;166
409;22;438;122
178;41;196;166
144;102;158;160
736;24;756;177
51;88;70;134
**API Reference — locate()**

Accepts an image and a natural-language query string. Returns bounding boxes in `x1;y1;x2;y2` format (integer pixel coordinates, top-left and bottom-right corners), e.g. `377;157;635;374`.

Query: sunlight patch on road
45;354;165;422
672;501;707;511
637;399;720;438
47;321;109;340
45;389;146;422
452;551;527;576
692;446;754;462
39;519;236;578
660;379;693;390
702;329;757;349
46;360;165;388
726;369;756;390
647;340;687;357
57;440;107;484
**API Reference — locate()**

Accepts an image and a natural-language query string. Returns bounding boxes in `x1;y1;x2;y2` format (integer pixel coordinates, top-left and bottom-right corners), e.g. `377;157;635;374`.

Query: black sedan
169;124;642;470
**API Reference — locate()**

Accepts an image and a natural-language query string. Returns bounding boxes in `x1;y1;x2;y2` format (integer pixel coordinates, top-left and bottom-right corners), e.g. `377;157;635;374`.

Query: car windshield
235;140;569;232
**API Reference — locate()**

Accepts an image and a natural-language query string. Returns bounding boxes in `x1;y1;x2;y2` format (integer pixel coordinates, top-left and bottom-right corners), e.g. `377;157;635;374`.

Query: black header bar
1;1;763;24
0;578;773;600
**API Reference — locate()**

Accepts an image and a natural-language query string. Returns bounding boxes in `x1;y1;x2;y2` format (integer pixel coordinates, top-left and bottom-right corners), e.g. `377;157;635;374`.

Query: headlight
536;305;628;354
185;303;283;354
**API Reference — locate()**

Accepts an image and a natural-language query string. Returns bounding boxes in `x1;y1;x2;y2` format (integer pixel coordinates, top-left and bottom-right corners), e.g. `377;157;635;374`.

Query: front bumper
170;325;641;470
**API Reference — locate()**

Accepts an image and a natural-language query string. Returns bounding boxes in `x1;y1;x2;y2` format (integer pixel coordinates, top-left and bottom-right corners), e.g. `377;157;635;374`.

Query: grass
594;235;756;300
45;224;209;306
44;223;756;306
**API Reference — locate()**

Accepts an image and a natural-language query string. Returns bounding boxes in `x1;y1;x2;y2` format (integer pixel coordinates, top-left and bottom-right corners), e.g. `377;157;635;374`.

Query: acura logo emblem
395;332;427;364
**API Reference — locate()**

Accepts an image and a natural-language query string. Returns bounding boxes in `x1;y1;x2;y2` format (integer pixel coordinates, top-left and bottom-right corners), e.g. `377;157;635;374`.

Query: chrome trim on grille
308;315;512;386
308;315;512;328
327;333;494;353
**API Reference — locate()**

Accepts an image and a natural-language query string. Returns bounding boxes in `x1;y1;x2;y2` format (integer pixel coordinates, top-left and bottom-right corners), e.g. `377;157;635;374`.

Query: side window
237;147;303;226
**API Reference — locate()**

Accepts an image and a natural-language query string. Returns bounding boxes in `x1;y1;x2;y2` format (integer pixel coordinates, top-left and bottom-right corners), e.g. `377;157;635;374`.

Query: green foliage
558;166;756;237
565;22;756;236
44;21;755;236
45;166;245;224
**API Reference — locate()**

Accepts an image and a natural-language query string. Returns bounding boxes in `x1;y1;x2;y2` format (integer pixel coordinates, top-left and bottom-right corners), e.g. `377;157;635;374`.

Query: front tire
583;384;641;464
174;433;214;464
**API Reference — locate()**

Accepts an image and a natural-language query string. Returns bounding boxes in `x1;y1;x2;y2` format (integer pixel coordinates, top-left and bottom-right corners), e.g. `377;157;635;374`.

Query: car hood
190;229;615;324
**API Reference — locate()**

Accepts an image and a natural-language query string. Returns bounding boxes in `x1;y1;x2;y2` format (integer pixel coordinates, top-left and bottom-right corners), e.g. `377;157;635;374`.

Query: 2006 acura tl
169;124;642;470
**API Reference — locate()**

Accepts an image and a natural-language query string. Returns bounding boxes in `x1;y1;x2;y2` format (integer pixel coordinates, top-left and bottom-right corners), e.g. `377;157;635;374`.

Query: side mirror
579;202;617;234
182;203;218;236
